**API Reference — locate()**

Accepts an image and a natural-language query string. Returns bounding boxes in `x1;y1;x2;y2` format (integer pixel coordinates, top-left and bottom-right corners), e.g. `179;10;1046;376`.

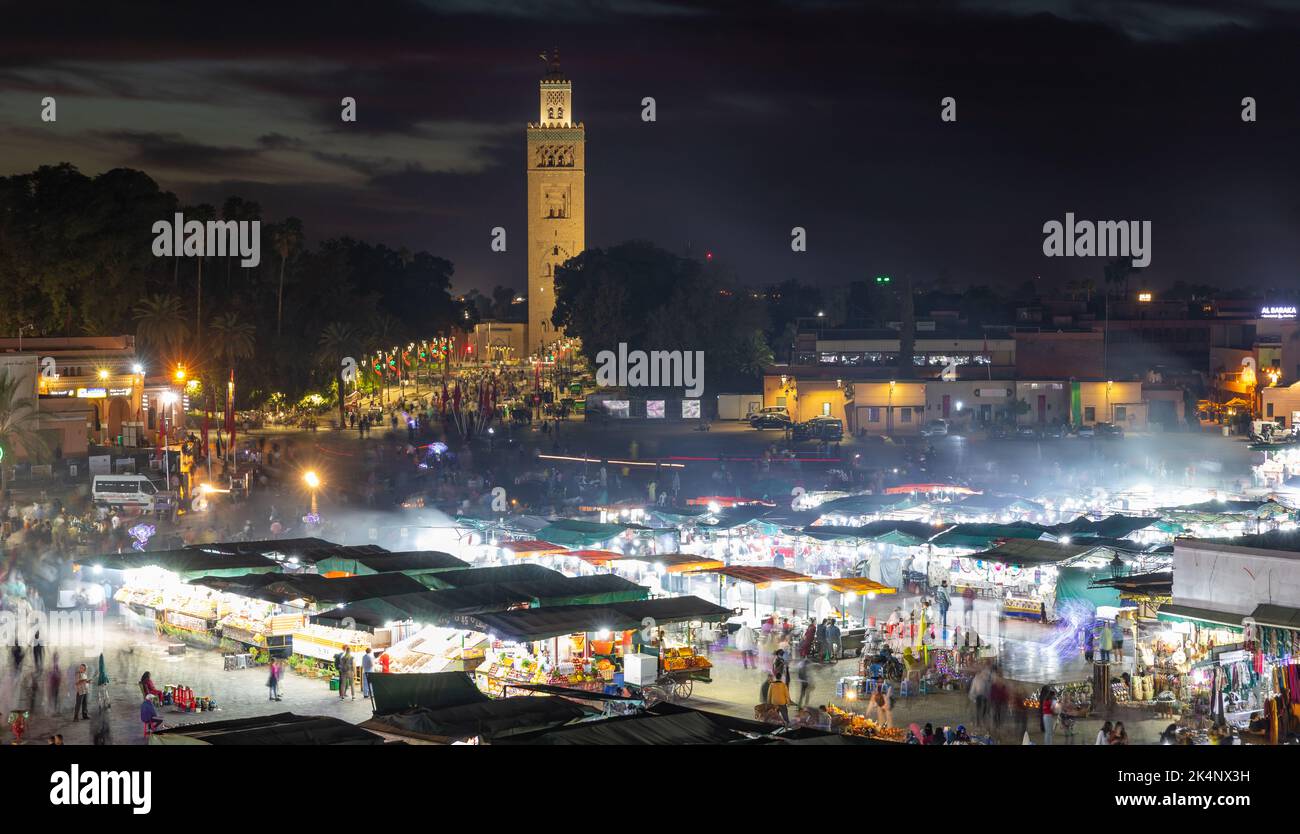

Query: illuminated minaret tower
526;49;585;355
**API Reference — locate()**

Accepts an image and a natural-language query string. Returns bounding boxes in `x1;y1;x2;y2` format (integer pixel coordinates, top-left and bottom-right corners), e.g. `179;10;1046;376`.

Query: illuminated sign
107;387;133;397
42;390;73;398
1261;305;1297;319
76;387;107;399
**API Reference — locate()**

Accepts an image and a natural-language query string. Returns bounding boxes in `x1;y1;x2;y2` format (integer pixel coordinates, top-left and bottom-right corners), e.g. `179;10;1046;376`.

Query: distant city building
466;321;527;363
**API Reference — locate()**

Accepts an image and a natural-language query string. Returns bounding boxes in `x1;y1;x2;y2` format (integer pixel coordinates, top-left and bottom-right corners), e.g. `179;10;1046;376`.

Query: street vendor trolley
624;650;712;704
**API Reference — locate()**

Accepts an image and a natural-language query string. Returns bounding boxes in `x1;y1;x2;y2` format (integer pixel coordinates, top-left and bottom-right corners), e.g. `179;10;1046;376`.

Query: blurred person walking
736;622;758;669
796;656;814;708
47;652;62;714
937;581;951;631
267;658;282;701
1040;685;1057;745
768;649;791;725
962;585;976;626
969;663;992;726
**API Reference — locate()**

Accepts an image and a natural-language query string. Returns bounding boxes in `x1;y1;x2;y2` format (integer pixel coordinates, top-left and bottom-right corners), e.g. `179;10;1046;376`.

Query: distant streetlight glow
303;471;321;489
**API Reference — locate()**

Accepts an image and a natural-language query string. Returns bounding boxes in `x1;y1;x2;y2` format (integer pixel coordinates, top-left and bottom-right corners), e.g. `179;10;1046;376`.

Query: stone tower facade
526;51;585;355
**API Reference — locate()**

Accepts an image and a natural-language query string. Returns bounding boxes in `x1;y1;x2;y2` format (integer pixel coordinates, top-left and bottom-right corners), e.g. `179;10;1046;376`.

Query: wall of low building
762;375;849;423
1015;331;1104;378
1075;381;1146;427
1262;383;1300;427
849;381;925;435
1014;381;1070;425
924;380;1028;426
1173;541;1300;616
1141;387;1187;429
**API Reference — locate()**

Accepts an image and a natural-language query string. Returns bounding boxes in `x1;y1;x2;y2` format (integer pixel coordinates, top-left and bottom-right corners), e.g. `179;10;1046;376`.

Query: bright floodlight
303;471;321;489
98;369;108;380
161;392;178;405
132;364;144;374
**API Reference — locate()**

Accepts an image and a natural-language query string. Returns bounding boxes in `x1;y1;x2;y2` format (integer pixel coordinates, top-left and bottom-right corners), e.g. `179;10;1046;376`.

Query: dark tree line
0;164;471;404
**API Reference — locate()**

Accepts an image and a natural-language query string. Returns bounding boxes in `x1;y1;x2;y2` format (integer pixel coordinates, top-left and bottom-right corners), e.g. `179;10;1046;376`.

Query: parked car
1041;423;1066;439
987;424;1012;440
792;416;844;441
749;406;792;429
1015;424;1040;439
1095;422;1125;439
921;419;949;437
1074;424;1096;438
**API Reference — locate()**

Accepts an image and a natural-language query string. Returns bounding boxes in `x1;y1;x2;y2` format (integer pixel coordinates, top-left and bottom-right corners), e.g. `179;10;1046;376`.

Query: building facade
0;336;144;459
526;51;585;356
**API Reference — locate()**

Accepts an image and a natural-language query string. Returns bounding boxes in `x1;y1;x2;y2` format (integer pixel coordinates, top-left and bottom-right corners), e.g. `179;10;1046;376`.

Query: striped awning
817;577;897;596
497;540;569;558
1156;604;1243;629
682;565;814;588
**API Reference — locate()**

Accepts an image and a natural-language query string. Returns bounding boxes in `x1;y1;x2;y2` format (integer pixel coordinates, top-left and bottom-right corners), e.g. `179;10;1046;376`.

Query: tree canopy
0;164;471;403
551;241;772;392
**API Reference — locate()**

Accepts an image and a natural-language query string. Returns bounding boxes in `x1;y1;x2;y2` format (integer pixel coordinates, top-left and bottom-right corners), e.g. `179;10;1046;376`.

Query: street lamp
160;392;178;491
304;470;321;516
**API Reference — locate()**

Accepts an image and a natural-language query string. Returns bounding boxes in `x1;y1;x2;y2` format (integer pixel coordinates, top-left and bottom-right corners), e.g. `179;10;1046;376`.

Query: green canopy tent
1054;566;1124;611
536;519;641;548
312;550;469;580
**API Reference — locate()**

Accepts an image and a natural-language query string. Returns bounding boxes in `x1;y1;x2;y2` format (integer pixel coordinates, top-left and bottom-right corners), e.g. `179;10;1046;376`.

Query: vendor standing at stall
361;649;375;698
768;649;792;726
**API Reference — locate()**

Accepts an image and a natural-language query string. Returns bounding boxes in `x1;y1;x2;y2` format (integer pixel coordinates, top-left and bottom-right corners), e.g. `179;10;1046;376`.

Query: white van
91;475;161;511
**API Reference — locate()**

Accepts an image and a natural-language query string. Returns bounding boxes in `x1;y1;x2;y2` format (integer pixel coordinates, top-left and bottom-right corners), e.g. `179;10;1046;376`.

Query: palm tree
365;312;402;353
272;218;304;338
208;312;256;372
0;371;49;492
186;203;217;340
133;294;189;358
318;322;360;427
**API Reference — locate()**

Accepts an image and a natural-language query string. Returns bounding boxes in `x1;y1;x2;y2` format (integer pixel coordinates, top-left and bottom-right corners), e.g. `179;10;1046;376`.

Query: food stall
383;625;488;674
823;705;907;741
466;596;732;700
477;635;613;697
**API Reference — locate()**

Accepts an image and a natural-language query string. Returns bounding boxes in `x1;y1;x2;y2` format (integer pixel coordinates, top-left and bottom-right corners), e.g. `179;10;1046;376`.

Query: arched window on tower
557;106;564;120
547;107;554;119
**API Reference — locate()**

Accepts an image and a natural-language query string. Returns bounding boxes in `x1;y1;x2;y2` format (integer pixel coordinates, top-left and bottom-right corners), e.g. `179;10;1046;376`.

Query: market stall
465;596;731;700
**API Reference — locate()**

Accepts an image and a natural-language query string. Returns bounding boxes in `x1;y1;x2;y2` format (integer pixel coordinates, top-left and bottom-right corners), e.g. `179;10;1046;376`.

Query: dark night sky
2;0;1299;297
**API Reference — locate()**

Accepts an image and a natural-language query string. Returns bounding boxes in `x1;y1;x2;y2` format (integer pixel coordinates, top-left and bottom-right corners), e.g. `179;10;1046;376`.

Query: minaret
526;49;585;356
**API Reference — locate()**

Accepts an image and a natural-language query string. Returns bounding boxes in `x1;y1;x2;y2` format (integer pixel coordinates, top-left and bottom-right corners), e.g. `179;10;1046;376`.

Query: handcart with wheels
623;651;712;705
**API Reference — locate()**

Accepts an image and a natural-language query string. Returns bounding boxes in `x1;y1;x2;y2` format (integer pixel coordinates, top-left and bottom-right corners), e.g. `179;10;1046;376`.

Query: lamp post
304;470;321;517
160;392;178;495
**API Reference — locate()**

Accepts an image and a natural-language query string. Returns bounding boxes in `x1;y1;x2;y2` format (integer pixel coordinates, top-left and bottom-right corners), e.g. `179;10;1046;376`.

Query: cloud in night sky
2;0;1299;296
